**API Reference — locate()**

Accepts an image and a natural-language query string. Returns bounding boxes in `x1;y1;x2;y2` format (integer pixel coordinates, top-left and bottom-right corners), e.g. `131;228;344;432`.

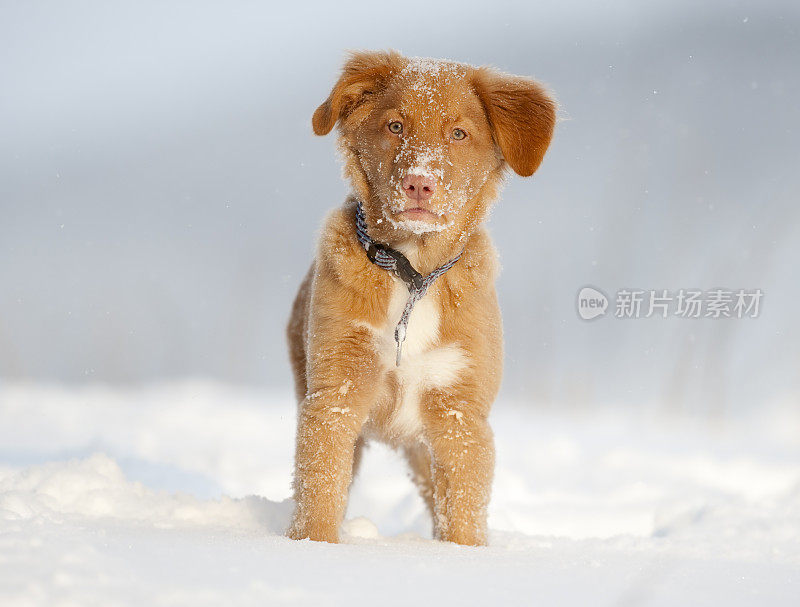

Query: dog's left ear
313;50;403;136
473;69;556;177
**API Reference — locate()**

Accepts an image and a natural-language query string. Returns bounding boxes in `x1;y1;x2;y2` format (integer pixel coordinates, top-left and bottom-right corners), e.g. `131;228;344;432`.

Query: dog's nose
401;174;436;202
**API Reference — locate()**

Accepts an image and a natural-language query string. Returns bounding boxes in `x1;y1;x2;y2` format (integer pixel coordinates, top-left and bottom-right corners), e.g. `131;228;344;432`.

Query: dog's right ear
312;50;403;136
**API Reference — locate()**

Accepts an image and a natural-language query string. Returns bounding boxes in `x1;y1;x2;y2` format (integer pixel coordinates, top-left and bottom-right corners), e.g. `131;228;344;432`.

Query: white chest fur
372;279;468;437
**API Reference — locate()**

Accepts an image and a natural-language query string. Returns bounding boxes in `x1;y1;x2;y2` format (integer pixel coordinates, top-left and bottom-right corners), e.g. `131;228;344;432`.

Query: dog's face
313;51;556;236
348;58;501;234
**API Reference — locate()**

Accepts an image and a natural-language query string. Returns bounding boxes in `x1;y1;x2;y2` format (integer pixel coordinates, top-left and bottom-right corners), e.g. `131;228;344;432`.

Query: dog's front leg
422;387;495;547
287;327;380;543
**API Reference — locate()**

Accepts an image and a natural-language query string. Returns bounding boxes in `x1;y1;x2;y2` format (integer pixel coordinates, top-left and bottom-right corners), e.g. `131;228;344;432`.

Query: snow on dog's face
313;51;556;236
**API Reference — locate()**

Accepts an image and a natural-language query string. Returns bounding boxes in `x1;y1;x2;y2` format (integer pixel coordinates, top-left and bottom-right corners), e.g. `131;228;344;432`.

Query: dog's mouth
383;204;452;235
397;207;441;221
381;187;455;235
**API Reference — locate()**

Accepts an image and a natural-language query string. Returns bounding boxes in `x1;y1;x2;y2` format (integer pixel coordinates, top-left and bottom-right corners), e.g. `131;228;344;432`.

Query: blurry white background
1;0;798;415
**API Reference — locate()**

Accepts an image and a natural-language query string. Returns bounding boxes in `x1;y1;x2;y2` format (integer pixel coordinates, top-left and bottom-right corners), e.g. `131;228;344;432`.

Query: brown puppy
286;51;555;546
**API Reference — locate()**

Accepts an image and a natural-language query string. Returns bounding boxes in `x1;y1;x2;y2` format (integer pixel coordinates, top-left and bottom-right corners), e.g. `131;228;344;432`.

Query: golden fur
287;51;555;546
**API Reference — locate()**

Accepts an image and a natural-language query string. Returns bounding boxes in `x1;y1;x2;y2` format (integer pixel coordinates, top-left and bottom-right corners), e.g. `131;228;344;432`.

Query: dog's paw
286;520;339;544
437;524;488;547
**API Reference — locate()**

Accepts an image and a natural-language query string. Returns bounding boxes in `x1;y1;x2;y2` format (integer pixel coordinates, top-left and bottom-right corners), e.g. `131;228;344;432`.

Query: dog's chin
384;206;451;235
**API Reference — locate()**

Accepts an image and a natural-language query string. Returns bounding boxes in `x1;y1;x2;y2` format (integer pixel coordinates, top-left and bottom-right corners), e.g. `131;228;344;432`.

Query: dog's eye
388;121;403;135
452;128;467;141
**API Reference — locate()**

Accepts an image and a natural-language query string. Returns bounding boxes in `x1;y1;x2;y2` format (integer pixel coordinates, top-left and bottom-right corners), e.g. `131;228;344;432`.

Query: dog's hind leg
286;265;313;404
403;442;436;533
351;435;366;484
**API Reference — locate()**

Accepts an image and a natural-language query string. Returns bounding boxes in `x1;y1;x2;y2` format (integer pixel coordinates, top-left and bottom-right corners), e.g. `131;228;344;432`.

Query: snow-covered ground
1;381;798;605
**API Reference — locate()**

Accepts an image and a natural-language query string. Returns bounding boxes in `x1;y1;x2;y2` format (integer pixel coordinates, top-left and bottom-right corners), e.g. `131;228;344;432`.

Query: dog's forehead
390;57;478;119
399;56;469;85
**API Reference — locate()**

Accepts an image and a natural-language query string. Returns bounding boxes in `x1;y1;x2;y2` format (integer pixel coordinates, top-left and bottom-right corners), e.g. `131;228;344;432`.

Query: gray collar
355;200;463;365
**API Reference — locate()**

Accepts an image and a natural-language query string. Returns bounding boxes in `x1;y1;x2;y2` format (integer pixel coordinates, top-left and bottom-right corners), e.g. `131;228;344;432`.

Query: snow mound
0;453;292;532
